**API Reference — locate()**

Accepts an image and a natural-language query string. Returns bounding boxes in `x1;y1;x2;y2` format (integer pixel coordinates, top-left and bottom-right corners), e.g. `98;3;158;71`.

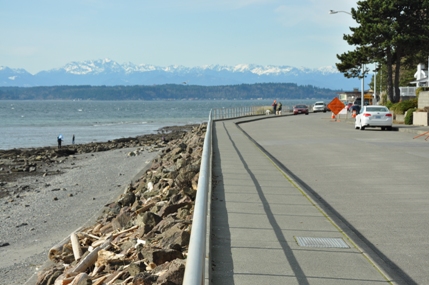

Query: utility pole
361;64;364;109
374;65;377;105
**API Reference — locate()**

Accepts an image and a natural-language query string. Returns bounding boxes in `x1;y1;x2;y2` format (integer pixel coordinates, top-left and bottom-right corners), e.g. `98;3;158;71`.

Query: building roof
410;77;428;84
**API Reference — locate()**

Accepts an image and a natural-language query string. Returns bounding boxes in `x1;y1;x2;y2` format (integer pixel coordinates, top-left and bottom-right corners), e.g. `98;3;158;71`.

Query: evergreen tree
336;0;429;103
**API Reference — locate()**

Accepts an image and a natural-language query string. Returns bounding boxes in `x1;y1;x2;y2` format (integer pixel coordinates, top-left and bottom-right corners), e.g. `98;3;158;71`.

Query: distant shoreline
0;83;338;100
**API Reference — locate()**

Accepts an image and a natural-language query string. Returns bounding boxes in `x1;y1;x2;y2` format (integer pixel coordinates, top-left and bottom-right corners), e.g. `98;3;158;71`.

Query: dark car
293;105;309;115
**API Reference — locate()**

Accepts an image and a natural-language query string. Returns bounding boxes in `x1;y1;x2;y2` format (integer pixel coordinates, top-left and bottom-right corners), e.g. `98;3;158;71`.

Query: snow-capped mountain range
0;58;360;90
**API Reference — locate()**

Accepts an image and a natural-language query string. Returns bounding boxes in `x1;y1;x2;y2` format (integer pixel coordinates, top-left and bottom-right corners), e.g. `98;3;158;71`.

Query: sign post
327;98;346;122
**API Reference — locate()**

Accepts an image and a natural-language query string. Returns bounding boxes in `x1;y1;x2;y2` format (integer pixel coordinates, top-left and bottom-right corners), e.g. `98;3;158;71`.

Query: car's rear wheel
387;126;392;130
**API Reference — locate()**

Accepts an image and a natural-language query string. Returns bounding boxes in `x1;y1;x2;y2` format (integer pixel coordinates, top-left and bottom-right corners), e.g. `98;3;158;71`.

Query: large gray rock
160;223;191;248
155;259;187;285
135;211;162;234
140;248;184;265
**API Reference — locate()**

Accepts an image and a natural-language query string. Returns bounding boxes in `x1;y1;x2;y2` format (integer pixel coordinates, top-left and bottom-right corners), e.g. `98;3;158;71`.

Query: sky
0;0;358;74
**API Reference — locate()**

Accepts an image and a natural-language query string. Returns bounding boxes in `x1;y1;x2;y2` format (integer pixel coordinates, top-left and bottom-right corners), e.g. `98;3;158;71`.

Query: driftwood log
70;232;82;261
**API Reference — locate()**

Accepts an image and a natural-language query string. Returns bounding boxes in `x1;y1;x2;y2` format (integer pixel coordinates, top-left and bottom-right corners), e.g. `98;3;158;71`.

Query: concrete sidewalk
210;118;393;285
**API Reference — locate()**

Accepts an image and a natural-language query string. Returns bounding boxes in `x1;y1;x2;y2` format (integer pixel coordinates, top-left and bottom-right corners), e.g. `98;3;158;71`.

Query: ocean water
0;99;315;150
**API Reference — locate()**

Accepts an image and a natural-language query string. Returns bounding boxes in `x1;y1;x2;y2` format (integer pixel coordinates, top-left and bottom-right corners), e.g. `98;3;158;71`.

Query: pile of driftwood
36;124;206;285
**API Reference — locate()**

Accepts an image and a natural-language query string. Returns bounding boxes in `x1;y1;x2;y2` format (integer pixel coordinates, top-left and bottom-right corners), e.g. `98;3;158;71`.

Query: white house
410;63;429;86
398;63;429;99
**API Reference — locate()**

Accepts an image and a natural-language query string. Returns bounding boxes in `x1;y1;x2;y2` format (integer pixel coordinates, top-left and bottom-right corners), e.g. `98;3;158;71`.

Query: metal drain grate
295;237;349;248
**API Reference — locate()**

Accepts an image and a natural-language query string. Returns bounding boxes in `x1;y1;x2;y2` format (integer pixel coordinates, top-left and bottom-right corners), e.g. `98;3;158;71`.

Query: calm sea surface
0;99;316;150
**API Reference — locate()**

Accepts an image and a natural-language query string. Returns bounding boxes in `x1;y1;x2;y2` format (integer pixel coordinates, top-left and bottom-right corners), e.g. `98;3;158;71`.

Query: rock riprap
35;123;206;285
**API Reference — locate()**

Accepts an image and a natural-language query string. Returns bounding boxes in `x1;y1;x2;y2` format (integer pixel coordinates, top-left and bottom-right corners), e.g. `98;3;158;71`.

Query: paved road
211;113;429;285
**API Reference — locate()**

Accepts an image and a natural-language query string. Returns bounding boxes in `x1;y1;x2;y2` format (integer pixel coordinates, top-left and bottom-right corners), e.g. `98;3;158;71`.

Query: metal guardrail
212;105;266;120
183;111;213;285
184;104;303;284
399;86;417;97
183;103;307;284
211;105;298;119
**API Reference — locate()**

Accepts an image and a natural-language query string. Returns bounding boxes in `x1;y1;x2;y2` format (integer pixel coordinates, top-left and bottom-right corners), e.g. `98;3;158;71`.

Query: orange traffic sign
327;97;345;115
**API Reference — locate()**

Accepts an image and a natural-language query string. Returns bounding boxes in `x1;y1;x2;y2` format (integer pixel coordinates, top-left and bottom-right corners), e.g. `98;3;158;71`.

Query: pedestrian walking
276;102;282;115
57;134;63;149
72;134;75;145
272;100;277;115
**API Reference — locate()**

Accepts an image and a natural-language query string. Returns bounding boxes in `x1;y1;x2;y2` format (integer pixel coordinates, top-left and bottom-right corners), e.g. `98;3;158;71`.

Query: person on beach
276;102;282;115
72;134;75;145
57;134;63;149
272;100;277;115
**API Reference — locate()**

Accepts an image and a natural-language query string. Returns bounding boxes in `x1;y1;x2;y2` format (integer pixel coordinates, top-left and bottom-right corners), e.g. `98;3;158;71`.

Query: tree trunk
393;50;402;103
386;49;395;103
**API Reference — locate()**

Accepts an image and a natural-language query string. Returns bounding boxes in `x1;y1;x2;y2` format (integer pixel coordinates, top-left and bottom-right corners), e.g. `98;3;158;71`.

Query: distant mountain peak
51;60;341;76
316;65;339;74
52;58;123;75
0;66;30;74
0;59;360;90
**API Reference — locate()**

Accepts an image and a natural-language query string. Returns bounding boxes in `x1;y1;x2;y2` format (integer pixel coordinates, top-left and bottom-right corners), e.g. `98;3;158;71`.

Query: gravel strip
0;147;159;285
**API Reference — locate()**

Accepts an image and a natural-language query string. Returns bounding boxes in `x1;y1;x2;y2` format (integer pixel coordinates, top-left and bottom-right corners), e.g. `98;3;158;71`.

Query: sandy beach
0;145;160;285
0;124;202;285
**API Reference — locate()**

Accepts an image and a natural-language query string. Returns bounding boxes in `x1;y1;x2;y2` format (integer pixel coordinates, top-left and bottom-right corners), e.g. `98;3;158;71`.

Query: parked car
355;106;393;130
312;101;327;113
293;105;309;115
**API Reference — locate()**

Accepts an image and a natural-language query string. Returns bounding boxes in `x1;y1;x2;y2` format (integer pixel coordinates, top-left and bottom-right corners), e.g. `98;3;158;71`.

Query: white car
355;106;393;130
312;101;327;113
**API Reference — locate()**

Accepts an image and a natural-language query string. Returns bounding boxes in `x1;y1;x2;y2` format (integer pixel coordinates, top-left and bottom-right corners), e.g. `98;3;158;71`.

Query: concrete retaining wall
394;114;404;123
418;91;429;109
413;111;429;126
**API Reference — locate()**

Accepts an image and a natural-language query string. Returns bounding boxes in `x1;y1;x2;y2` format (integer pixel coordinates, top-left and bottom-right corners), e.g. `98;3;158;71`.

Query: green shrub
390;99;417;114
381;93;388;105
404;107;416;125
385;101;394;109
